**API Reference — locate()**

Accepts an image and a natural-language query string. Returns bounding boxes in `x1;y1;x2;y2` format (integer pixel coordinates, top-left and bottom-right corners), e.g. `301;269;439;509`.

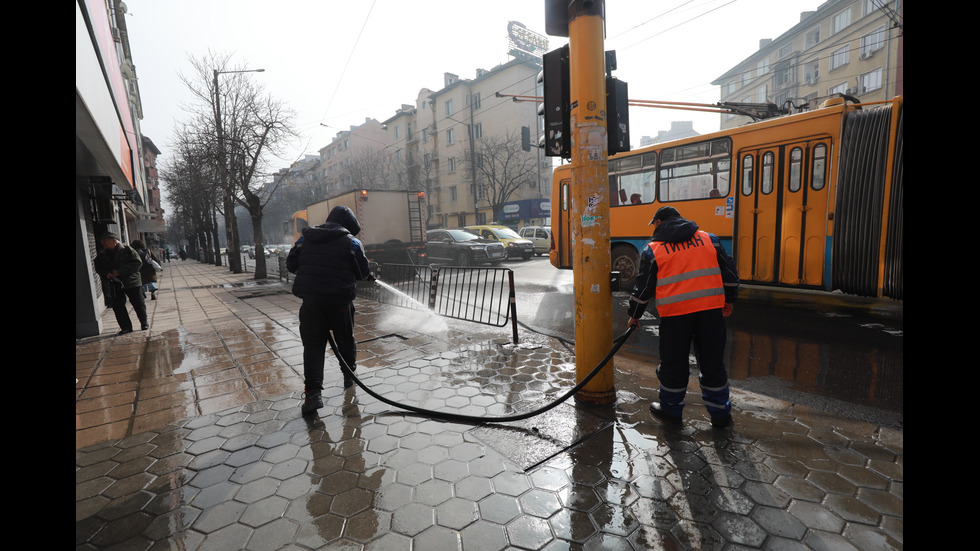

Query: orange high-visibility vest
649;230;725;317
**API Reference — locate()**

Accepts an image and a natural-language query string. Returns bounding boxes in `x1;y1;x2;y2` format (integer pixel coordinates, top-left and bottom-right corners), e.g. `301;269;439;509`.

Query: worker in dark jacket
94;232;148;335
287;206;373;414
627;206;739;428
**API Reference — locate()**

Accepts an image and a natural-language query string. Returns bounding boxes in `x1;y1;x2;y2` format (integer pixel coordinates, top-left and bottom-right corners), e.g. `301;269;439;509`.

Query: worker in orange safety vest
627;206;740;428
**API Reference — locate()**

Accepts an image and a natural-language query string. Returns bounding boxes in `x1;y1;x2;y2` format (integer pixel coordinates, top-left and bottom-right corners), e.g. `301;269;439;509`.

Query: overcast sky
125;0;822;177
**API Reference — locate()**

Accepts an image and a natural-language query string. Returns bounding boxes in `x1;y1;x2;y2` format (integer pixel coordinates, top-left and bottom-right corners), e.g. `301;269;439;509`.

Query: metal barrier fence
366;263;432;311
365;263;518;343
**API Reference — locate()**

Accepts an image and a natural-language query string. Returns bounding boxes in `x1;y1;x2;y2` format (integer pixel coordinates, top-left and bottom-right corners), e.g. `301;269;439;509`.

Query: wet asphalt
76;260;903;550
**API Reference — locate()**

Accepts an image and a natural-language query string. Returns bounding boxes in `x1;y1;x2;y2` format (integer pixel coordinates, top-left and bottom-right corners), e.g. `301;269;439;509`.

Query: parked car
518;226;552;256
425;229;506;266
464;225;535;260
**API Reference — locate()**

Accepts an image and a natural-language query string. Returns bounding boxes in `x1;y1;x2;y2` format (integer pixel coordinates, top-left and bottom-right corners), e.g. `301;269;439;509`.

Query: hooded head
326;206;361;236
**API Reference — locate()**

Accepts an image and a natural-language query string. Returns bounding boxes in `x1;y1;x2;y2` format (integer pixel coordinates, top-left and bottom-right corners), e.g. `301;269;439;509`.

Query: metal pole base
574;388;617;406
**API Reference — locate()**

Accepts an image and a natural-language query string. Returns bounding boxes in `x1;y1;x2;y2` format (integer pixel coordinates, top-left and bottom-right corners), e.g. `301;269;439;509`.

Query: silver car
518;226;552;256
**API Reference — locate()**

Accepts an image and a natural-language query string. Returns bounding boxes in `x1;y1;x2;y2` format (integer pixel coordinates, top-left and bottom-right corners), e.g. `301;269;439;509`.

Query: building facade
713;0;903;129
386;59;552;229
76;0;153;337
316;118;388;199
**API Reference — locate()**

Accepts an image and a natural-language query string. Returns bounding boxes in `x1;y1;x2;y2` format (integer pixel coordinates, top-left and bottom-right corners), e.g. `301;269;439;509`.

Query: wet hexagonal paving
76;262;903;550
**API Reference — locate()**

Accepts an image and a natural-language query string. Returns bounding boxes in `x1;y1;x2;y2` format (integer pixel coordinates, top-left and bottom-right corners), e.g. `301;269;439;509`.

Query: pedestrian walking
626;206;739;428
287;206;373;415
131;239;161;301
94;232;149;335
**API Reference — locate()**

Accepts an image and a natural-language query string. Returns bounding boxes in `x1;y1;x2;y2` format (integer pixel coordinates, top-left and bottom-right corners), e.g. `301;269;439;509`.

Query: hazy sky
125;0;822;174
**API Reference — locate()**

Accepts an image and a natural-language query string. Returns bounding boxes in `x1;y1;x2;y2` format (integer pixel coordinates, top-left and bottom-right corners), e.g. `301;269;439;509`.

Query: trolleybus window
811;144;828;191
741;154;754;195
762;152;775;194
789;147;803;192
610;151;656;206
660;138;731;201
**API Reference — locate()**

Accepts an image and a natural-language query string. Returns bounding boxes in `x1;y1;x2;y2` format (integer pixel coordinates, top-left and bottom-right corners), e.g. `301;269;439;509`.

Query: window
860;67;882;93
445;99;453;116
472;123;482;140
829;82;848;95
830;46;849;70
658;139;731;202
727;80;737;95
448;157;457;173
805;27;820;49
775;65;795;87
609;151;656;206
741;71;751;87
757;85;768;103
449;186;457;201
832;8;851;34
422;128;429;143
741;154;754;195
861;26;885;57
761;152;774;194
811;144;828;191
778;43;794;59
788;147;803;192
457;214;466;227
394;126;400;139
471;92;481;109
447;128;455;145
804;60;820;84
757;58;770;76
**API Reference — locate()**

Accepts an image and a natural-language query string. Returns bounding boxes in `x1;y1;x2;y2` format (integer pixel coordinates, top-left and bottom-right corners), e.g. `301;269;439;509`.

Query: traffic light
606;77;630;155
540;44;570;159
521;125;531;152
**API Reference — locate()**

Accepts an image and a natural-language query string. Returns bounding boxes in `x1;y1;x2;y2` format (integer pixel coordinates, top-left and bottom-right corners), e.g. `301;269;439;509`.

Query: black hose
326;325;636;424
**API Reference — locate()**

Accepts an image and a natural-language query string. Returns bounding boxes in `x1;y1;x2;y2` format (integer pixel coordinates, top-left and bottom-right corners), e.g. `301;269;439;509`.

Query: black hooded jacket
287;206;371;301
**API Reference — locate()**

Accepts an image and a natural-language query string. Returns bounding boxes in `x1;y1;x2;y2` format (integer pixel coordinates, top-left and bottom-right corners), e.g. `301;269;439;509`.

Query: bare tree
465;129;540;219
160;132;222;264
180;52;297;279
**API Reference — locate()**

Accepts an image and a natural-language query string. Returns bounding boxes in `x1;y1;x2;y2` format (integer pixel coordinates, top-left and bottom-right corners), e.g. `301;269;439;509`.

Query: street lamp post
213;68;264;273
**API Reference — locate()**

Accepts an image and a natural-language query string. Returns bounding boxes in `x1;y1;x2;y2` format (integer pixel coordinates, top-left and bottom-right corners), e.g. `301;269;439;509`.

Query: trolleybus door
735;147;779;283
778;140;831;288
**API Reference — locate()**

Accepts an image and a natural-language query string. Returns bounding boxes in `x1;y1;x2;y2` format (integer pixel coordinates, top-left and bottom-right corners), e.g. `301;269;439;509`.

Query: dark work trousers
112;285;148;331
656;308;731;420
299;298;356;392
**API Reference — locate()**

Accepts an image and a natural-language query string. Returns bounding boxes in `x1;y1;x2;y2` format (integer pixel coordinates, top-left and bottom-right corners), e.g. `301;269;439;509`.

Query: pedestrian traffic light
521;125;531;152
606;76;630;155
540;44;570;159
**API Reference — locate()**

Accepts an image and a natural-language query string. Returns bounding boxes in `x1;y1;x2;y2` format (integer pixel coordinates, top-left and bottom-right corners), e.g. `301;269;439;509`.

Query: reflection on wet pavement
76;263;903;550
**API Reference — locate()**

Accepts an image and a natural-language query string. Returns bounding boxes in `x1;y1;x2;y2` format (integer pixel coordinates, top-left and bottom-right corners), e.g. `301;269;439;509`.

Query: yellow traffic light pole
567;1;615;405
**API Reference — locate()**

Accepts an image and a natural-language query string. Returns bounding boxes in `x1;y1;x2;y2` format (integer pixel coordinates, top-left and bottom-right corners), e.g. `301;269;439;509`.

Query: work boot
649;402;682;425
301;390;323;414
710;413;733;429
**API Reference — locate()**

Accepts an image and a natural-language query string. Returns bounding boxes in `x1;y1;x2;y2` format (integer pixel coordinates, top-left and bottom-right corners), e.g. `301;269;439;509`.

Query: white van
518;226;552;256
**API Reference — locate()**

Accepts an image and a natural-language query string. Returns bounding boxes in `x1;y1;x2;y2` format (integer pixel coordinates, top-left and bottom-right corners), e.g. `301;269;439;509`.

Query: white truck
304;189;427;265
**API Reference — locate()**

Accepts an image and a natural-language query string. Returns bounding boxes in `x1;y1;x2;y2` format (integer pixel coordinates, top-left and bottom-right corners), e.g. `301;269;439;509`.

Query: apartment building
385;58;551;229
316;118;387;198
713;0;903;129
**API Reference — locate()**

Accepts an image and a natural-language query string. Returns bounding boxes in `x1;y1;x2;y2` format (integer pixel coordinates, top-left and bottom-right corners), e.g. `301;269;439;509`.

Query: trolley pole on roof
546;0;616;405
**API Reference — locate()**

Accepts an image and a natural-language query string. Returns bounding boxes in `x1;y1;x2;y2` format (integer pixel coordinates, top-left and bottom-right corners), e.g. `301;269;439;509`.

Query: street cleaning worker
287;206;373;414
626;206;740;428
